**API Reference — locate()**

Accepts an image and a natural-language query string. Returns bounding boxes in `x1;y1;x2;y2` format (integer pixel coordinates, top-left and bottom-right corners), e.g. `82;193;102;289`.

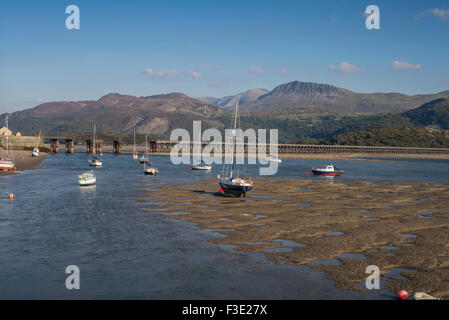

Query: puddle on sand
325;232;344;236
160;211;191;216
338;253;366;260
264;248;294;253
384;252;396;257
379;245;399;250
215;218;232;222
201;209;217;212
309;258;341;266
254;215;267;219
401;243;415;247
246;241;275;246
384;268;417;281
273;239;306;248
253;223;266;226
402;234;417;239
366;218;380;222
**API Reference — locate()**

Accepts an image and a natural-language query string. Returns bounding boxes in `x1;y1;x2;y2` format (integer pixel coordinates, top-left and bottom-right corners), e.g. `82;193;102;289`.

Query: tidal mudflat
144;178;449;297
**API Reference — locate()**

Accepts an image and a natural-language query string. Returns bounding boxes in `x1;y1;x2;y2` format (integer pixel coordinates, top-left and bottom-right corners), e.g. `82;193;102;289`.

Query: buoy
306;171;309;175
398;290;408;300
219;188;224;193
9;193;14;200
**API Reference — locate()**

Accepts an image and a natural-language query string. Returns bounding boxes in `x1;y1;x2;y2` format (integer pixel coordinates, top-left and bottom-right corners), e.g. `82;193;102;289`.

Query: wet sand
0;150;47;175
142;178;449;298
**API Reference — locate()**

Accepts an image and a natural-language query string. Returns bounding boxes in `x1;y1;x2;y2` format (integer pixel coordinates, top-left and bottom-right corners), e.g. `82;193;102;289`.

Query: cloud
278;68;292;75
248;66;264;75
391;61;422;70
416;8;449;21
143;68;177;79
329;62;364;75
185;70;202;79
208;81;226;88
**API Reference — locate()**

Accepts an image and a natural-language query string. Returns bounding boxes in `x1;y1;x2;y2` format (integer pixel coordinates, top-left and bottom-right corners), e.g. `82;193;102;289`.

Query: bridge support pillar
96;141;103;155
113;140;121;154
50;139;59;153
86;140;92;154
65;139;74;154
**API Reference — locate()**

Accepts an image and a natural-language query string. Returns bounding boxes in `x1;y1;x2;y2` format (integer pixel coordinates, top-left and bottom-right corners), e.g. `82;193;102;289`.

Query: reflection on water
1;152;448;299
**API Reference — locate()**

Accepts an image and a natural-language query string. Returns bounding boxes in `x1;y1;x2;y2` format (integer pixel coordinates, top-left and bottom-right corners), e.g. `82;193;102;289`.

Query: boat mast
5;115;9;157
93;124;96;155
145;135;149;168
133;130;136;154
35;130;41;149
229;99;239;177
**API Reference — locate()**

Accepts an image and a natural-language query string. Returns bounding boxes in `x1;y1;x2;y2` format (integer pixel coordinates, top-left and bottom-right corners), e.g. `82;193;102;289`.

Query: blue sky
0;0;448;112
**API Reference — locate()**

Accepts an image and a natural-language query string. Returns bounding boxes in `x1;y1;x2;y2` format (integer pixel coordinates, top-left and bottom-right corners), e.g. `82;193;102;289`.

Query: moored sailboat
132;130;138;160
89;124;102;167
190;160;212;170
78;170;96;186
0;115;15;171
217;100;253;197
31;130;41;157
143;135;158;175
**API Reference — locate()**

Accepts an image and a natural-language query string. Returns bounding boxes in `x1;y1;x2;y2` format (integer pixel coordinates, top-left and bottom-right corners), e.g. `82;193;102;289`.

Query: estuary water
0;152;448;299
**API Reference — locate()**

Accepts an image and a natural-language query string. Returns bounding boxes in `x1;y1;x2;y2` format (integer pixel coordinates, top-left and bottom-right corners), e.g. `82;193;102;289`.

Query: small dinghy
413;292;439;300
190;160;212;170
139;156;147;164
265;155;281;163
78;171;96;186
312;164;343;176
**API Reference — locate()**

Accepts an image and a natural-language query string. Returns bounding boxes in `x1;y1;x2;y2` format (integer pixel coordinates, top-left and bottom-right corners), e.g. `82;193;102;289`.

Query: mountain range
3;81;449;145
201;81;449;114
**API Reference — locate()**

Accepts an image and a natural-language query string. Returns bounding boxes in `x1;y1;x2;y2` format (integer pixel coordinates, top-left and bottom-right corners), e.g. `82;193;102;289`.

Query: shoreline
0;150;48;175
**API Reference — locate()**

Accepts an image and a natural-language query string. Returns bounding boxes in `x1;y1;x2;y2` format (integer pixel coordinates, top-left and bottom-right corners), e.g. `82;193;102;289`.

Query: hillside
199;89;269;107
6;93;224;138
245;81;449;114
3;84;449;147
403;98;449;129
323;127;449;148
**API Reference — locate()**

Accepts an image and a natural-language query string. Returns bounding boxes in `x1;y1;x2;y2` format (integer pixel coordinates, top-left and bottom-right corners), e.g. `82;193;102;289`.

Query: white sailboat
0;115;15;171
78;170;96;186
217;100;253;197
143;135;158;175
31;130;41;157
132;130;138;160
89;124;102;167
190;160;212;170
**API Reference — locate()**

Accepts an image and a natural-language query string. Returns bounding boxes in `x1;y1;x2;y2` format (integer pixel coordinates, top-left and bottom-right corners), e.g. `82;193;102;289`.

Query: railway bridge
46;133;157;154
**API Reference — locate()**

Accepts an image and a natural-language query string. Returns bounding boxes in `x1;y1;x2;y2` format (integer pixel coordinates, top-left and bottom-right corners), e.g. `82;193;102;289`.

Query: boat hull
144;167;158;175
312;170;343;176
190;165;211;170
219;182;253;197
79;179;96;186
0;159;15;171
